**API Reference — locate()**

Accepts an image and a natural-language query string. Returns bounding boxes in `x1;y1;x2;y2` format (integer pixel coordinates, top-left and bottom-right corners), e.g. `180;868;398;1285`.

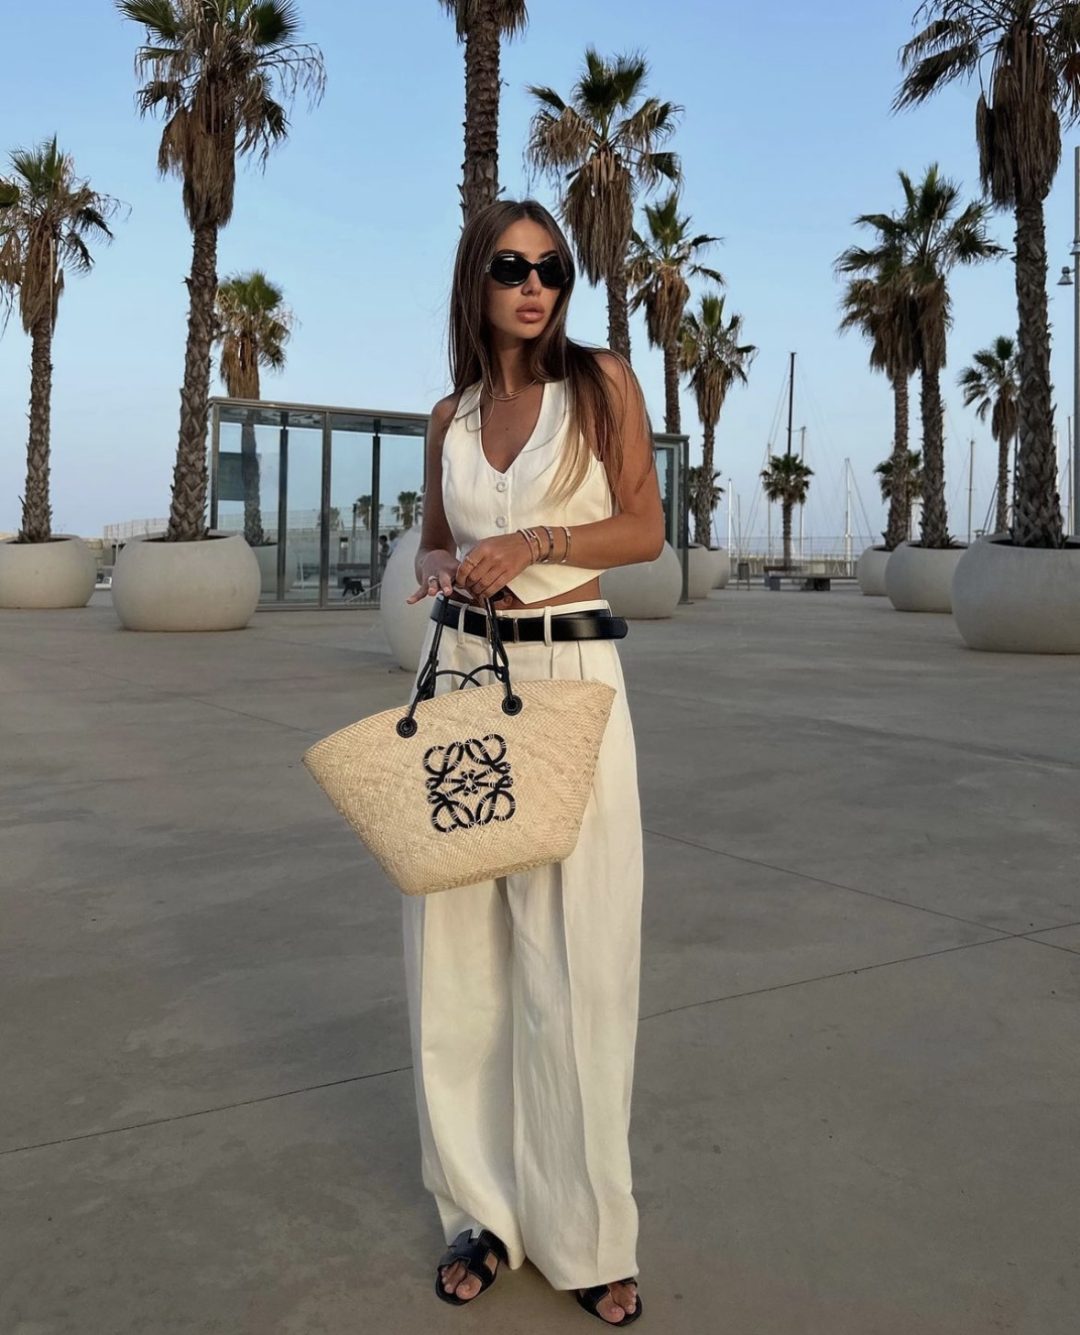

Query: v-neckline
478;381;547;476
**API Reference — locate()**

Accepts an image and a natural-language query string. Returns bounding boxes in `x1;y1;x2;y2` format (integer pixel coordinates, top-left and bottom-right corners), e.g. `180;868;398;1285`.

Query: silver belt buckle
508;616;521;643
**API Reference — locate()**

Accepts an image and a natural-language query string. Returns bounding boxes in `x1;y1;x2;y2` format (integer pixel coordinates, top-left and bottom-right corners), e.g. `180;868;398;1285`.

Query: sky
2;0;1079;547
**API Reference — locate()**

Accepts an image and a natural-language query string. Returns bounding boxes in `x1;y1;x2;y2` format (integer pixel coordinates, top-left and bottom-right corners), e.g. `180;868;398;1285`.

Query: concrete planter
712;549;731;589
600;541;682;619
952;535;1080;653
687;546;724;599
857;545;891;597
112;532;261;631
884;541;967;614
252;542;281;596
0;534;97;609
377;527;432;670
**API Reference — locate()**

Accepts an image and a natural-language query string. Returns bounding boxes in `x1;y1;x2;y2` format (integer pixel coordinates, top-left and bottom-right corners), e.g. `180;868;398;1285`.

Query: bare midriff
456;575;602;610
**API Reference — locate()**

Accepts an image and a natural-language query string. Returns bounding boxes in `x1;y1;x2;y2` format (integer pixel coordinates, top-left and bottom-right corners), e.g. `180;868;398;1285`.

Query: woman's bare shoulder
591;350;636;396
430;392;460;428
427;391;464;449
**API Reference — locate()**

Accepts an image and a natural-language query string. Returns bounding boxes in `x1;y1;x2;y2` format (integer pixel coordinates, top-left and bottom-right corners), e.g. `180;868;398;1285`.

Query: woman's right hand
405;549;460;604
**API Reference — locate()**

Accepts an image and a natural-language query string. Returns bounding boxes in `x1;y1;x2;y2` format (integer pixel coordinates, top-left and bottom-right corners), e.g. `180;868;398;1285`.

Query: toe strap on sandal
575;1277;642;1326
436;1228;508;1298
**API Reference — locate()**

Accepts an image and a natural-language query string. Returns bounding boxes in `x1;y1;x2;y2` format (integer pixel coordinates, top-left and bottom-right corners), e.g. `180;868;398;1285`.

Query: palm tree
117;0;325;543
213;269;293;546
439;0;528;223
875;449;924;540
527;50;680;361
762;454;815;572
686;466;724;546
958;335;1020;534
678;293;755;546
628;191;723;433
0;138;117;543
837;272;919;550
897;1;1076;550
394;490;420;529
836;165;1003;549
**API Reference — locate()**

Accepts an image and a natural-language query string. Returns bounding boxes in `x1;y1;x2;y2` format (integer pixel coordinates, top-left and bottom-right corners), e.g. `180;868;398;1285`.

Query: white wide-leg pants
401;597;644;1291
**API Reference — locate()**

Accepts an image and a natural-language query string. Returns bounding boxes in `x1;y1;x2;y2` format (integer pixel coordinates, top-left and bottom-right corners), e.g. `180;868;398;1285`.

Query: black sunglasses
485;251;571;289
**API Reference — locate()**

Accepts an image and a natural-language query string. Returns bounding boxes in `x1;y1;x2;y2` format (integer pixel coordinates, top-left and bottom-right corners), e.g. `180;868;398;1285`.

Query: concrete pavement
1;587;1076;1334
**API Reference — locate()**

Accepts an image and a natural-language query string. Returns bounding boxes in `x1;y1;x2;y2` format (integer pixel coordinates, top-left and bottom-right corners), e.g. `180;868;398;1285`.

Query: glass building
207;396;689;609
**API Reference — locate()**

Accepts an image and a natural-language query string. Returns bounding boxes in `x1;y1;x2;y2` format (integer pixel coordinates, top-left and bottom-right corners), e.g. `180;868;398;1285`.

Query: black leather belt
431;596;628;642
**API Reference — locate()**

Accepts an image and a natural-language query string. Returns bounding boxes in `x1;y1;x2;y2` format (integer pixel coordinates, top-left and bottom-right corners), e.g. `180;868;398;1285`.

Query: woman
403;198;664;1326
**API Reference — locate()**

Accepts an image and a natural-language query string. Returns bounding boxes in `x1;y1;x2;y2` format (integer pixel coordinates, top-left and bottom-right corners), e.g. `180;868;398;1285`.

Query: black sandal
575;1278;643;1325
434;1227;509;1306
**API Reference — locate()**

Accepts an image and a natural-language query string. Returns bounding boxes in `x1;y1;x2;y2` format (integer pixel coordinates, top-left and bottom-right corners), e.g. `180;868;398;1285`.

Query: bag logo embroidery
424;734;516;832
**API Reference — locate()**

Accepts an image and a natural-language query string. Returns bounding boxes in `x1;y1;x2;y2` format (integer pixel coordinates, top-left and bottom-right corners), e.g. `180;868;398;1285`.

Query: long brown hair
448;198;651;507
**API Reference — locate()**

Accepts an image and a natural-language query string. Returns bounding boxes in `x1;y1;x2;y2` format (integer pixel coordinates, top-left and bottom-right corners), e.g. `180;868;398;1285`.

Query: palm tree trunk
885;374;909;551
20;314;54;543
167;221;218;543
1013;198;1063;548
663;336;680;434
240;413;266;546
694;419;715;546
606;263;631;363
782;502;793;570
919;363;949;548
995;431;1011;535
460;6;500;223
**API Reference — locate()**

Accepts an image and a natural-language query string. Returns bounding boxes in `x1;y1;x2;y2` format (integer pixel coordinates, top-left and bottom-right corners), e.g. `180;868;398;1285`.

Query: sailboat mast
798;426;806;561
967;438;975;543
786;351;795;458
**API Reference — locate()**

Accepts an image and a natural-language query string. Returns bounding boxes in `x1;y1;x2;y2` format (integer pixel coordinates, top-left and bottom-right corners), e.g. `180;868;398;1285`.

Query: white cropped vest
441;379;614;603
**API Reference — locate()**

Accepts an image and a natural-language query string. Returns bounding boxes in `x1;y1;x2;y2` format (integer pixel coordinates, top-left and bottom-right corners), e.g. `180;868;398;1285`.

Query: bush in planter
0;139;117;608
116;0;324;548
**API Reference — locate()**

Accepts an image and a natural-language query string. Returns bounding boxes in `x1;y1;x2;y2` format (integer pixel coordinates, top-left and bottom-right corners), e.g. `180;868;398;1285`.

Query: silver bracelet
540;525;555;564
561;526;572;564
519;527;541;564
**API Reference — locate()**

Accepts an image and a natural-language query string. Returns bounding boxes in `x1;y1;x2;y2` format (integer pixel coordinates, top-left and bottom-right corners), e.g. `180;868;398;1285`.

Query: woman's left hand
456;533;533;607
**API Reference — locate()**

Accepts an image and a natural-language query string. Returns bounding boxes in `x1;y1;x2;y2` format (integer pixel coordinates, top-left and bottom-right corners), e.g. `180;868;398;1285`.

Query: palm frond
895;33;981;110
526;83;567;114
118;0;325;228
116;0;181;41
0;137;118;333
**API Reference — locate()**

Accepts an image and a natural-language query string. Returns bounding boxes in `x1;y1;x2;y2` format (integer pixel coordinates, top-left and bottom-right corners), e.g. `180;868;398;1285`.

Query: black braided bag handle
396;596;522;739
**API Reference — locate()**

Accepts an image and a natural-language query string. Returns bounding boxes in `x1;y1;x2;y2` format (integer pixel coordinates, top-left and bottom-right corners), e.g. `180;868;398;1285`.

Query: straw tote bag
302;598;616;896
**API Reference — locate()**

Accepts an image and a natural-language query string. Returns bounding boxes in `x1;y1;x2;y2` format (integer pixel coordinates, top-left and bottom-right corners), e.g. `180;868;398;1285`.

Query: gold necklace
484;378;538;402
